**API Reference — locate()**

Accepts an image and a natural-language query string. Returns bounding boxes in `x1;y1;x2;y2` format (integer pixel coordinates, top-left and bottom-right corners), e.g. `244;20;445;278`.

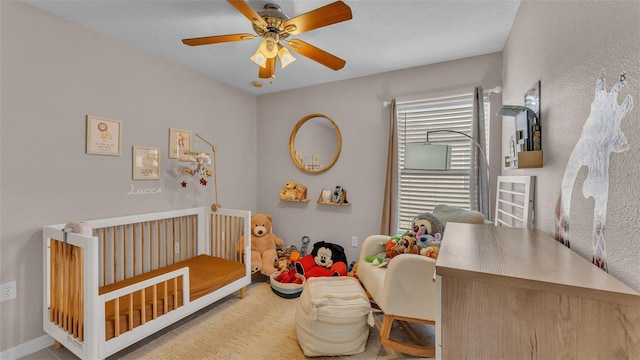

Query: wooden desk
435;223;640;360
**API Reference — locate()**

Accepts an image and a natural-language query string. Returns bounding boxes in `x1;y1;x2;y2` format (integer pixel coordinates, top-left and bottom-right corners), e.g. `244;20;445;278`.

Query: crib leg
240;287;246;299
53;340;62;350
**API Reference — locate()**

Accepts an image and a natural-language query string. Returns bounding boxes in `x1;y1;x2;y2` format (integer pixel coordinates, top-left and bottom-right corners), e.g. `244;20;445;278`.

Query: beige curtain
380;99;398;235
470;87;490;219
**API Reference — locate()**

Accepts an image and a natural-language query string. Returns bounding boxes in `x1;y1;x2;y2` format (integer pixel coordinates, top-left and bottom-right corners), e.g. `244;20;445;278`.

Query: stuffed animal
279;180;297;200
64;220;93;236
292;241;348;279
294;183;307;201
421;246;440;259
387;235;419;258
410;212;444;241
238;213;284;276
294;241;348;278
405;236;420;255
416;232;442;249
331;186;348;204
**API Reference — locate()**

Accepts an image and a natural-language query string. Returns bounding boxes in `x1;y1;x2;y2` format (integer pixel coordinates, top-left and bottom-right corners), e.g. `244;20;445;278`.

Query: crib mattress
99;254;244;340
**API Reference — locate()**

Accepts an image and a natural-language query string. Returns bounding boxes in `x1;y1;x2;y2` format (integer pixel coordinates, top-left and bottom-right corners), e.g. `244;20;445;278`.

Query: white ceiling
24;0;521;95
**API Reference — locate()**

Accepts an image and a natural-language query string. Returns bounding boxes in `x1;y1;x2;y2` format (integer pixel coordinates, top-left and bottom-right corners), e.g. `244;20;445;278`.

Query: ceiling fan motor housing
252;3;293;39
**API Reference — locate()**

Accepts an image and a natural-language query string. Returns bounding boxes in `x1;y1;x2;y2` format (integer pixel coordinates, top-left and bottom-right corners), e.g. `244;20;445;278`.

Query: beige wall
502;0;640;290
0;1;257;352
256;53;503;264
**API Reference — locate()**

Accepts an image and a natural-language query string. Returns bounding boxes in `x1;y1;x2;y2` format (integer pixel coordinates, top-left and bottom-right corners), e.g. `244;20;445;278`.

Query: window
396;93;490;233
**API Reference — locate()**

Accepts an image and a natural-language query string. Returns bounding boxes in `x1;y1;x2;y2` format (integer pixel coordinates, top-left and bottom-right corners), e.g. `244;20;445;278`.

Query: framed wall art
169;128;191;159
133;146;161;180
86;115;122;156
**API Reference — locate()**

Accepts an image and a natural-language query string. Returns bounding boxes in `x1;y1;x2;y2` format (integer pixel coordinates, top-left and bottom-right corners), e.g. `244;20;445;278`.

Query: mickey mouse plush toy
295;241;348;278
274;241;348;283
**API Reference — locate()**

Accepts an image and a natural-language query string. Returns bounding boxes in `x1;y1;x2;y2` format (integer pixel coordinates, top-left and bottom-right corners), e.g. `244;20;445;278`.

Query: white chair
356;205;486;357
494;175;535;228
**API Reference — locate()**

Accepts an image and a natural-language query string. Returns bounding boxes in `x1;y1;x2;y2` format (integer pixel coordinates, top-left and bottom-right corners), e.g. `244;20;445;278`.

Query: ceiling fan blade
182;33;256;46
258;57;276;79
287;39;346;70
227;0;268;31
282;1;352;36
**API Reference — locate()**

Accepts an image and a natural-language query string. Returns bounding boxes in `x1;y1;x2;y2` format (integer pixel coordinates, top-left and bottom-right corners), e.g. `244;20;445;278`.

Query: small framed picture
86;115;122;156
133;146;161;180
169;128;191;159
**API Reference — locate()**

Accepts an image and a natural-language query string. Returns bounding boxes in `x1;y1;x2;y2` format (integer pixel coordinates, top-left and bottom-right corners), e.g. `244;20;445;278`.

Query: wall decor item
133;146;161;180
169;128;192;159
289;113;342;174
86;115;122;156
555;71;633;271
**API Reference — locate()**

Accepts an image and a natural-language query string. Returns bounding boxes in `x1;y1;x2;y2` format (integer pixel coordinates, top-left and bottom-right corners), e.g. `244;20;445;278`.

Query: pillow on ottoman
432;204;485;226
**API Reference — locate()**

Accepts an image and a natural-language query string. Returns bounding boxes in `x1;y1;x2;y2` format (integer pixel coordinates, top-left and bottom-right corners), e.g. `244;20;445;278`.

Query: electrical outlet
351;236;358;247
0;281;16;302
174;244;180;254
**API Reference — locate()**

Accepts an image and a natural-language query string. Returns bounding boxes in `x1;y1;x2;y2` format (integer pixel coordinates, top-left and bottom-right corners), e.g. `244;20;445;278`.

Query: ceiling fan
182;0;353;80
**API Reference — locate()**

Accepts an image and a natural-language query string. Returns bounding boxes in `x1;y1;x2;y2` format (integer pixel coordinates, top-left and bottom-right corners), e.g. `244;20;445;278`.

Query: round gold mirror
289;113;342;174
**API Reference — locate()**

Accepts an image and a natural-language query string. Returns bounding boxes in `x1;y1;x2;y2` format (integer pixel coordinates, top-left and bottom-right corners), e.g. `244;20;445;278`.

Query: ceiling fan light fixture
259;37;278;58
250;48;267;67
278;46;296;68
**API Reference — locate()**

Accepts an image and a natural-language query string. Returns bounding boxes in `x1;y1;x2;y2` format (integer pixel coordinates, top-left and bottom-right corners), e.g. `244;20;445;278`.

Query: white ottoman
295;276;374;357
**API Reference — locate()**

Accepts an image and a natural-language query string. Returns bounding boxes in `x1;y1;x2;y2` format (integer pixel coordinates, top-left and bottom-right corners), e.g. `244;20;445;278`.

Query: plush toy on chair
239;213;284;276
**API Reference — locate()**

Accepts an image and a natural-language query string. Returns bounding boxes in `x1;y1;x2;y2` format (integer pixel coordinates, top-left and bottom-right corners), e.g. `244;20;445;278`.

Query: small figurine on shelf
279;180;297;201
320;189;332;203
331;186;348;204
294;183;307;201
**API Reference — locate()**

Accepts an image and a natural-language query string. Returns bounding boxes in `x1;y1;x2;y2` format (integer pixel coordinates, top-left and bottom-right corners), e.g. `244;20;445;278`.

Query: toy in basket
270;271;305;298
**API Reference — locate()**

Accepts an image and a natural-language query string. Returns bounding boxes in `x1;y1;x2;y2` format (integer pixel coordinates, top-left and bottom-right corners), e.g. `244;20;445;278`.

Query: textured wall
0;2;257;351
502;0;640;290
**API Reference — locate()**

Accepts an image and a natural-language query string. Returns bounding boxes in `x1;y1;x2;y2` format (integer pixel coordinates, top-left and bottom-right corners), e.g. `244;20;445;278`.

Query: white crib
43;207;251;359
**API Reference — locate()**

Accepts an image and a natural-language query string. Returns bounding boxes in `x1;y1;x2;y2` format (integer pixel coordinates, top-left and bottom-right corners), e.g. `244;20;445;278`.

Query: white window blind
396;93;490;233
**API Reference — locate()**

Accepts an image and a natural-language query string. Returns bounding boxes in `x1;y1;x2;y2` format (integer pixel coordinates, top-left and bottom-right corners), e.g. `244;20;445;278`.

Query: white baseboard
0;335;54;360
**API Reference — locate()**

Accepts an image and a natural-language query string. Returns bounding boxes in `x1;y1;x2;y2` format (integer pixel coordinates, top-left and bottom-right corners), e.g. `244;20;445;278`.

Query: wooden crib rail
49;238;85;340
210;210;247;262
100;268;189;342
95;213;199;287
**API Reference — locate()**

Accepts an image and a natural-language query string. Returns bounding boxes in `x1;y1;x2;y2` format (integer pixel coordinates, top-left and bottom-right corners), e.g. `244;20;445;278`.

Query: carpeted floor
29;276;432;359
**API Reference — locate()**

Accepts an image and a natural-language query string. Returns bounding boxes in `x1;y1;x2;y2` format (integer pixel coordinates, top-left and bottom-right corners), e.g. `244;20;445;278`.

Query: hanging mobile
195;133;221;211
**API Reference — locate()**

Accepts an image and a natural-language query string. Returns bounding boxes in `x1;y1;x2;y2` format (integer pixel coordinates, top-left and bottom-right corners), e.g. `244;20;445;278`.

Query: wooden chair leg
240;287;246;299
53;340;62;350
379;314;436;358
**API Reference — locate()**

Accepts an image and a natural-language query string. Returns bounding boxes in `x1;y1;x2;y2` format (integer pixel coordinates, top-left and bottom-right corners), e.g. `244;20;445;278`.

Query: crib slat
79;248;84;342
173;277;178;311
152;284;157;320
122;225;129;280
141;289;146;325
128;293;134;331
166;220;169;267
114;299;120;338
163;280;168;314
102;229;107;285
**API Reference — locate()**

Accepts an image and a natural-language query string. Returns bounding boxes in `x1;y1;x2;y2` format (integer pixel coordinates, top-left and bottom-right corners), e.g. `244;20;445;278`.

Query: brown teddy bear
279;180;297;200
294;183;307;201
239;213;285;276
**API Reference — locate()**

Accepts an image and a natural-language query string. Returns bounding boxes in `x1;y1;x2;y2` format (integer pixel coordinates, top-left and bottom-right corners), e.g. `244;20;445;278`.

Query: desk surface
435;223;639;306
